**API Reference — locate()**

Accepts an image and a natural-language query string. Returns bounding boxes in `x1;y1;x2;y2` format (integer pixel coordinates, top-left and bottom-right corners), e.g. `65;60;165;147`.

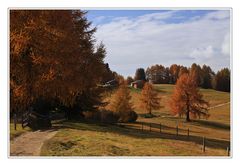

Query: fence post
150;124;151;132
227;147;230;156
187;128;189;138
202;137;205;152
176;125;178;136
159;123;161;133
142;123;143;131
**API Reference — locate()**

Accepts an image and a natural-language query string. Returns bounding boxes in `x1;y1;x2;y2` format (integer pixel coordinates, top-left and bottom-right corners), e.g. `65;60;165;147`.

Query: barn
131;80;145;89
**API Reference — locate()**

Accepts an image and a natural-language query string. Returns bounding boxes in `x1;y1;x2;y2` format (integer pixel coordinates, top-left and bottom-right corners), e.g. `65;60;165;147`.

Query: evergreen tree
134;68;146;81
214;68;230;92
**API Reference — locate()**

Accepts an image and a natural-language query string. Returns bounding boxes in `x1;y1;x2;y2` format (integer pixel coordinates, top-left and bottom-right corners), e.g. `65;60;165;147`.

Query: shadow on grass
52;119;230;151
191;120;230;130
140;113;230;131
154;88;168;94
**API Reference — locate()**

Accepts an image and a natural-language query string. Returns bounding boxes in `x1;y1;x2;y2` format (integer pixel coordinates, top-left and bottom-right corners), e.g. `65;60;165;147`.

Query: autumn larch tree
169;73;209;122
101;63;116;84
110;79;137;122
169;64;180;84
10;10;107;127
140;82;161;115
178;66;189;77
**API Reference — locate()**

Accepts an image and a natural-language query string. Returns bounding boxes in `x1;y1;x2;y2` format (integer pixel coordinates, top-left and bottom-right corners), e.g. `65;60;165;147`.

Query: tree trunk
186;109;190;122
186;94;191;122
148;108;152;115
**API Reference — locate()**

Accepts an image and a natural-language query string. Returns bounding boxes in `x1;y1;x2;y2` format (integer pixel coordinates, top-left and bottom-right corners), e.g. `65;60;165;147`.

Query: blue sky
85;10;230;77
87;10;217;25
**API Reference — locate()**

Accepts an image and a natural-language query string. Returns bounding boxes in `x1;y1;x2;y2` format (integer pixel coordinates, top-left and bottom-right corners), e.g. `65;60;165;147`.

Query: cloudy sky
86;10;231;77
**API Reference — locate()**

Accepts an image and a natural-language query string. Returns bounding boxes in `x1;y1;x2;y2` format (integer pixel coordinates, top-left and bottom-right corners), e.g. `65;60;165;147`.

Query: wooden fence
118;121;230;156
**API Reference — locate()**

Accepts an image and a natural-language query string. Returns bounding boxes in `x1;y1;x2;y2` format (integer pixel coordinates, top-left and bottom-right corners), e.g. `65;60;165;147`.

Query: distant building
102;79;118;88
131;80;145;89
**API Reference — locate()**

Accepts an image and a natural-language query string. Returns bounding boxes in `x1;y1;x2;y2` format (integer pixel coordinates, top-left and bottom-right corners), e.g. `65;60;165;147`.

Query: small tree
110;80;137;122
140;82;161;115
169;73;209;122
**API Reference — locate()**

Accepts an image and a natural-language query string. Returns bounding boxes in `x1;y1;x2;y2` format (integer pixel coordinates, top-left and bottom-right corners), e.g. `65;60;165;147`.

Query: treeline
142;63;230;92
10;10;118;129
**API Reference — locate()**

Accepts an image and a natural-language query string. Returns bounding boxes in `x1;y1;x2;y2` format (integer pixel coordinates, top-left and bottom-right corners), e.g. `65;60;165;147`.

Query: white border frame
7;7;233;159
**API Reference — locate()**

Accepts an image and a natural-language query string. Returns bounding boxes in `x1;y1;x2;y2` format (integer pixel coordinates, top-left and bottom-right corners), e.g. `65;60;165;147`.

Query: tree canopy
140;82;161;115
169;73;209;122
10;10;107;116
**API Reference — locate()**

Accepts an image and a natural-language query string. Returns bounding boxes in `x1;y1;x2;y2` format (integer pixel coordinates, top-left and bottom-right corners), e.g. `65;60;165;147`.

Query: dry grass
41;84;230;156
41;121;228;156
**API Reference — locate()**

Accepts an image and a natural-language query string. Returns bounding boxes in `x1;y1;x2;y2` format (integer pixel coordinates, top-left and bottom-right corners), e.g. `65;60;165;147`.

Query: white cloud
204;10;230;20
136;11;177;22
190;46;215;59
222;32;230;56
93;10;230;77
94;16;107;23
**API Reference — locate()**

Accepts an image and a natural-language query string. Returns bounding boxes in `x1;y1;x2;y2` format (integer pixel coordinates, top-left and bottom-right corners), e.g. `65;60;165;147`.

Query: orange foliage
169;73;209;121
10;10;107;112
110;80;133;113
140;82;161;115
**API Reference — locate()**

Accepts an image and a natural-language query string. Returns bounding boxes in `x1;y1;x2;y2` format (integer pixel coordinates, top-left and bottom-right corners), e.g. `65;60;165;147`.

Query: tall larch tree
169;64;180;84
140;82;161;115
169;73;209;122
10;10;107;123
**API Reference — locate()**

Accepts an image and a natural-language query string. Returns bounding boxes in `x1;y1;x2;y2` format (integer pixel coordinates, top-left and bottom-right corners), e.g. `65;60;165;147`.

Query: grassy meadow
40;84;230;156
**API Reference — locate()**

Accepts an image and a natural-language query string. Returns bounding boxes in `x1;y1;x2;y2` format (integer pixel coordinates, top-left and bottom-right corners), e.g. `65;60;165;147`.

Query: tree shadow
191;120;230;130
53;120;230;151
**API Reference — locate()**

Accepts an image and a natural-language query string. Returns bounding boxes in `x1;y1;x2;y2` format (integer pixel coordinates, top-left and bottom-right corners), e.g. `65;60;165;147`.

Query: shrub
100;110;119;123
28;113;52;130
83;110;119;123
118;110;138;123
27;98;52;130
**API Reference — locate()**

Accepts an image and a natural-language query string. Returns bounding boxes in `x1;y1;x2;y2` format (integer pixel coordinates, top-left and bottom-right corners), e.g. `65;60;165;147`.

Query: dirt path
209;102;230;110
10;129;57;156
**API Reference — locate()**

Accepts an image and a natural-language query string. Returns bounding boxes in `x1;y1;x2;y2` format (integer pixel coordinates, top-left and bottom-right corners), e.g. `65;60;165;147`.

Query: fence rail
117;121;230;156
